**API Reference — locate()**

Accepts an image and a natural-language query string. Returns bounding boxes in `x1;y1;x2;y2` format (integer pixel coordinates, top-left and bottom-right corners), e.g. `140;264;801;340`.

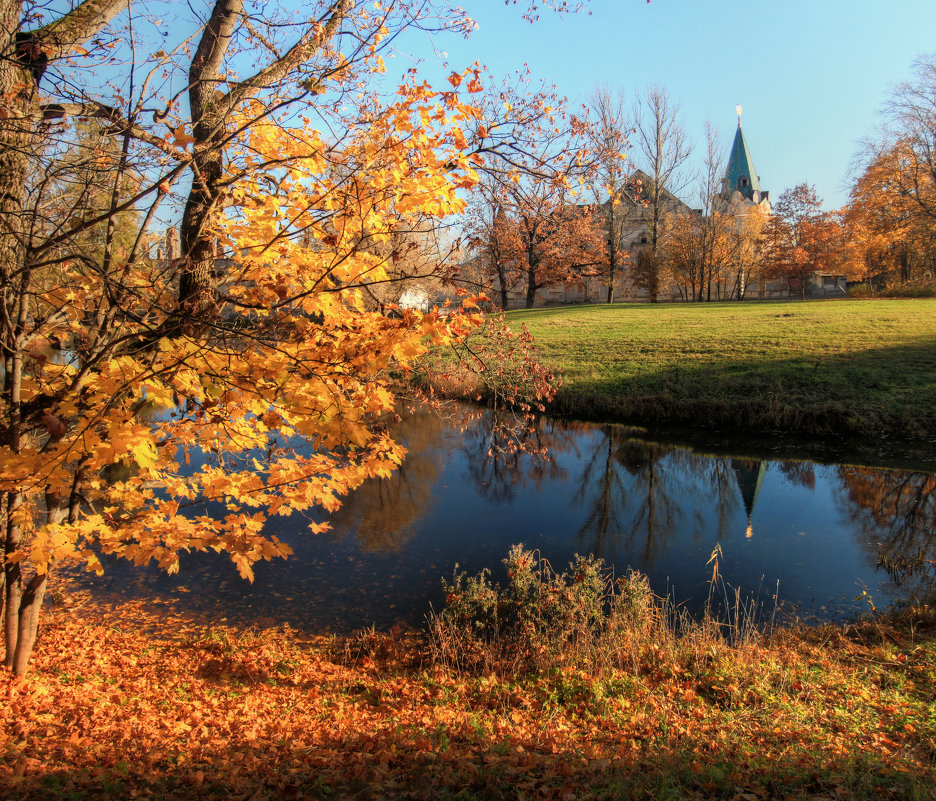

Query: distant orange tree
464;74;605;309
762;184;851;298
844;54;936;287
846;140;936;285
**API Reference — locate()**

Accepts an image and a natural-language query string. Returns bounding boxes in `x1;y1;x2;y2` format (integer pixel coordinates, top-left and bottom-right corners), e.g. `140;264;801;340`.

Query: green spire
723;122;762;200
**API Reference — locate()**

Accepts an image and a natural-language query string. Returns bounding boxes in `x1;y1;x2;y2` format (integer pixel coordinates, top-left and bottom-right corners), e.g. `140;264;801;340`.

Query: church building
719;106;771;213
482;108;846;307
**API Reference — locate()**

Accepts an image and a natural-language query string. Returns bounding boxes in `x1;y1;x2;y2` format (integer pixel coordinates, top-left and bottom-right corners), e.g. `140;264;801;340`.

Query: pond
68;409;936;631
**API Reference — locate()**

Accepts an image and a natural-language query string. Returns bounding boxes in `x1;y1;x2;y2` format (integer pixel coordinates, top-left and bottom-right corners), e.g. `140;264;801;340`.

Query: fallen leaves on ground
1;585;935;800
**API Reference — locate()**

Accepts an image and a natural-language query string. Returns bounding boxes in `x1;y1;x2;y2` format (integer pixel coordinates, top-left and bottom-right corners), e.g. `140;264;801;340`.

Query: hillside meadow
506;298;936;439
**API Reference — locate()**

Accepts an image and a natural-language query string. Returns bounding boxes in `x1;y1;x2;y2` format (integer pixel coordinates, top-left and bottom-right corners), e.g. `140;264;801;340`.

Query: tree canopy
0;0;577;674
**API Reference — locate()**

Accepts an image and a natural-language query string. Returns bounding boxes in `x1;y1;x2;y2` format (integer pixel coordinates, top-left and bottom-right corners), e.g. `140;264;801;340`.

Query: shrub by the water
429;545;673;676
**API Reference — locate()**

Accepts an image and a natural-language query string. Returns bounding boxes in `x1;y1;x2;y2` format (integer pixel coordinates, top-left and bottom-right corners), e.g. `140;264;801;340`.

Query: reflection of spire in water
732;459;765;539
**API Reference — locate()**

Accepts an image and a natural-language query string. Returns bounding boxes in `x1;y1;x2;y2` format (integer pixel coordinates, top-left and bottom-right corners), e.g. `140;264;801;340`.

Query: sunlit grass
507;298;936;437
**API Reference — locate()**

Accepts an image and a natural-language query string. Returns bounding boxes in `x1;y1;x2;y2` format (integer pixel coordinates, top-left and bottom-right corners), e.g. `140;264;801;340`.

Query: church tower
721;105;769;205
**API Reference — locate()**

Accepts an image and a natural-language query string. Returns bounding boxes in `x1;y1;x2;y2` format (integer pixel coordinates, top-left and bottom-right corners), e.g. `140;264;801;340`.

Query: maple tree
1;78;495;676
0;1;589;675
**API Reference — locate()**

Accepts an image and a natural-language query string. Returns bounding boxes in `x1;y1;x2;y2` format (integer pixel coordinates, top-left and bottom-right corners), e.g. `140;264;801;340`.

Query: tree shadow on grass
551;338;936;442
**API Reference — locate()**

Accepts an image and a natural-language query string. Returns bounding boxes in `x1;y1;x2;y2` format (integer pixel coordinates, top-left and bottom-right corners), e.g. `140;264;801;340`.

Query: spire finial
736;104;743;127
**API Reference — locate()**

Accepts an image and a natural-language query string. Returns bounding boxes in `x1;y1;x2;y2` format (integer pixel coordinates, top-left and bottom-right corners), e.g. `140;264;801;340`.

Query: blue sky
388;0;936;209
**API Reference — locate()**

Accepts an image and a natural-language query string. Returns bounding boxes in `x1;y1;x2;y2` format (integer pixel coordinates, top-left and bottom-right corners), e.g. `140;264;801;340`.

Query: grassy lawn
506;298;936;439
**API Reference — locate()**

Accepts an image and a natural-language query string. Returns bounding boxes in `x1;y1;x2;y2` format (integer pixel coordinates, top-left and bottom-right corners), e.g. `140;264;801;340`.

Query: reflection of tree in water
571;426;784;563
778;461;815;490
836;466;936;595
573;428;722;565
460;412;571;503
328;411;448;553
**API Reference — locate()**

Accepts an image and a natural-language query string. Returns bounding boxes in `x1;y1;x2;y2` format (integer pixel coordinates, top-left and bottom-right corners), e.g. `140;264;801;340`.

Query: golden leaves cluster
2;80;487;582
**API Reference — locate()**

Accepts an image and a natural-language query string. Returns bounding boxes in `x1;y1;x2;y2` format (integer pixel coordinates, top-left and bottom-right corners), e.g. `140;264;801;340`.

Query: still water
71;410;936;631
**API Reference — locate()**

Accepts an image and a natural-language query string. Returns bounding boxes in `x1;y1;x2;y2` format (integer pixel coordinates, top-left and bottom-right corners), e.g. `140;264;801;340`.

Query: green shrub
846;283;873;298
428;545;667;675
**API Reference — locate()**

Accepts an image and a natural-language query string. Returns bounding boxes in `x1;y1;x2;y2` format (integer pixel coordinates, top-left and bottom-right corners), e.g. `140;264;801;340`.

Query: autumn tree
629;85;693;302
464;73;603;309
497;184;605;309
661;122;767;302
846;140;936;285
464;178;514;310
662;122;736;301
587;84;630;303
725;203;768;300
0;1;587;675
661;211;704;300
881;54;936;228
843;54;936;287
762;184;848;299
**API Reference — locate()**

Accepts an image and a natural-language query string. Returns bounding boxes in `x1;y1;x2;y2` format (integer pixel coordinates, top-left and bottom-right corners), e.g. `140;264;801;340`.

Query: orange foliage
0;79;494;672
762;184;854;297
0;585;933;799
845;140;936;283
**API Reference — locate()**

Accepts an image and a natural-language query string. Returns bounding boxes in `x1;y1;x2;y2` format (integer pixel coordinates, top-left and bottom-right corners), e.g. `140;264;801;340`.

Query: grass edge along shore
492;298;936;441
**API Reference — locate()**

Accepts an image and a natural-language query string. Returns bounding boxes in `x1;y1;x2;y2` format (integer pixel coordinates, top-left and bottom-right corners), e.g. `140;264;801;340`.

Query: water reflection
327;412;448;553
69;409;936;630
837;468;936;596
571;429;775;560
460;413;570;503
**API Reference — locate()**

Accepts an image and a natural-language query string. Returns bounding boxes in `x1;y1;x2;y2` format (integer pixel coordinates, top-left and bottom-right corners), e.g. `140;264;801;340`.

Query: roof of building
617;169;692;211
723;124;762;200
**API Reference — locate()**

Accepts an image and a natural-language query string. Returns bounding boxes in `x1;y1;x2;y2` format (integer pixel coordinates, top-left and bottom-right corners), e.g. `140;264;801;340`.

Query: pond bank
496;299;936;441
3;580;934;800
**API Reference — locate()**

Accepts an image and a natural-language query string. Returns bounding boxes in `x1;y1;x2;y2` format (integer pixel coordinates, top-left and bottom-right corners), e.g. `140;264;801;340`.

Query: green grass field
506;298;936;439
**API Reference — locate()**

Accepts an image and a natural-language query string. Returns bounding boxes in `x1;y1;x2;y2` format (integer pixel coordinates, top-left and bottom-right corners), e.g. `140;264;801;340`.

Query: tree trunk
495;259;510;311
176;108;224;326
0;2;39;288
3;491;23;668
525;263;537;309
524;231;538;309
11;573;47;676
606;207;616;303
3;276;28;668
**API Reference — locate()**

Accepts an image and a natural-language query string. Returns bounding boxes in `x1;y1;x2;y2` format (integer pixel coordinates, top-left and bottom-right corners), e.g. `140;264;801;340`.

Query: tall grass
427;544;774;680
